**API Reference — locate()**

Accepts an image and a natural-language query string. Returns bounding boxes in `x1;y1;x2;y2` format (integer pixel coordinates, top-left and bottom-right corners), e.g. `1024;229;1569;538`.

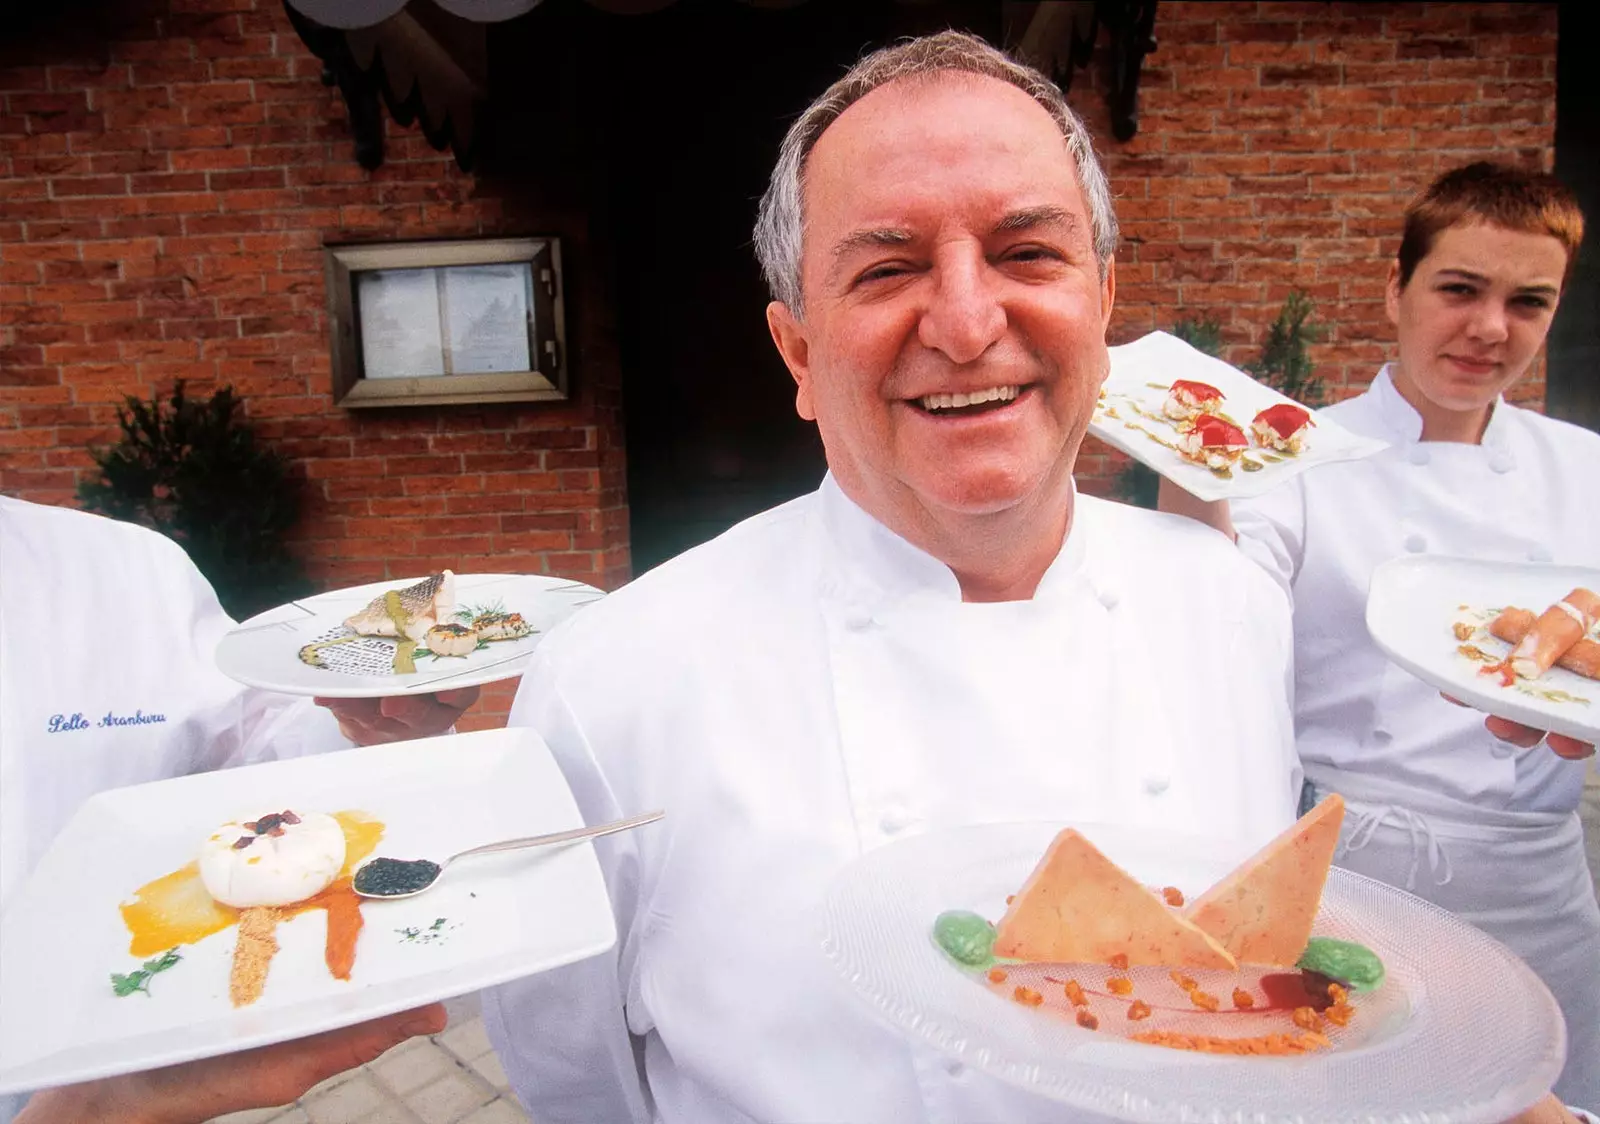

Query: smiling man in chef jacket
474;30;1320;1124
0;495;474;1123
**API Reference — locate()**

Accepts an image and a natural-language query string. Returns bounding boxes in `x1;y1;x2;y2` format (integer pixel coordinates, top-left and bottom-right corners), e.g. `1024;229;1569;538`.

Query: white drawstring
1337;803;1454;891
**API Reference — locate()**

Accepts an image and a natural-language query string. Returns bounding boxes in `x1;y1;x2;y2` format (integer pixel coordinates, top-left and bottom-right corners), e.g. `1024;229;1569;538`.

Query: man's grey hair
752;30;1119;315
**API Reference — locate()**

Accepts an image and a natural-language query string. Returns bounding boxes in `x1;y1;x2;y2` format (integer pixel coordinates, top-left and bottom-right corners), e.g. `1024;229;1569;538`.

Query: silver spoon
351;810;665;900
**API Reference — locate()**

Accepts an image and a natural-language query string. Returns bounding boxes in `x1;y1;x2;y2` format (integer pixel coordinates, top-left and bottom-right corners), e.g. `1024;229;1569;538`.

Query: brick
51;175;130;196
1395;81;1482;106
368;496;449;517
1261;64;1342;86
446;494;528;515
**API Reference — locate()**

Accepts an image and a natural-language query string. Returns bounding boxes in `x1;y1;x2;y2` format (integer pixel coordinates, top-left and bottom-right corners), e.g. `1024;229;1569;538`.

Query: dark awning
282;0;1155;171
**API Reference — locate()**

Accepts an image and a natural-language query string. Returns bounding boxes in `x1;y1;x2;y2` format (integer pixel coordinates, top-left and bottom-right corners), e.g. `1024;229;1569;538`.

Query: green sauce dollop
1296;937;1386;992
933;910;997;969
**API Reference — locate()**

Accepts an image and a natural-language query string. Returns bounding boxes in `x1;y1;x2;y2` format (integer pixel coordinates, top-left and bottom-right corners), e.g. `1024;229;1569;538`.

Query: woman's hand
1442;693;1595;759
1155;477;1237;540
17;1004;447;1124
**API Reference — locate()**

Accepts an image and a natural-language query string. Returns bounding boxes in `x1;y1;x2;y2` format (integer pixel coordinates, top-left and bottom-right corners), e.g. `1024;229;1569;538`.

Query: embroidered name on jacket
99;709;167;728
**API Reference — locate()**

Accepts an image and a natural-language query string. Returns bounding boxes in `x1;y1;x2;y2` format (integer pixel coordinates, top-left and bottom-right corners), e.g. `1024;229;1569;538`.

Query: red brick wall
1067;0;1559;494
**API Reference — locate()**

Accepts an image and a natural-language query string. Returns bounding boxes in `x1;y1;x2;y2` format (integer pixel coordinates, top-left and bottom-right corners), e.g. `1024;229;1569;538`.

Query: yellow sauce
120;811;384;957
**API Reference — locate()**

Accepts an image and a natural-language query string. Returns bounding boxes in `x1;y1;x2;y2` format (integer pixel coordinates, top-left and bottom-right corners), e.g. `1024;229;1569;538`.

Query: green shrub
78;381;312;620
1111;292;1325;509
1246;290;1326;407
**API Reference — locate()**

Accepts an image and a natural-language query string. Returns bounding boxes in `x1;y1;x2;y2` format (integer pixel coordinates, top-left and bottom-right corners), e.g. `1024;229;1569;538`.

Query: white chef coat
0;496;346;911
1232;365;1597;820
483;475;1300;1124
1230;365;1600;1106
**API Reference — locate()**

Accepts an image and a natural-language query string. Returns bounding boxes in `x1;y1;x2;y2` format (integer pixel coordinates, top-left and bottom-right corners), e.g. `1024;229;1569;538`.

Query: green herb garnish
396;917;455;944
455;600;507;623
111;948;182;997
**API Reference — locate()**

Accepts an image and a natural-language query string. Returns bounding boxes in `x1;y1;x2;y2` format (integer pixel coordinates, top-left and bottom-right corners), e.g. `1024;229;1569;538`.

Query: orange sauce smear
119;811;384;959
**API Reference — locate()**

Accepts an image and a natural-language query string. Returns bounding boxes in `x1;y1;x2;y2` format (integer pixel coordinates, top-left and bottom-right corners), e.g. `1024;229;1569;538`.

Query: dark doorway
581;0;1002;574
1550;0;1600;433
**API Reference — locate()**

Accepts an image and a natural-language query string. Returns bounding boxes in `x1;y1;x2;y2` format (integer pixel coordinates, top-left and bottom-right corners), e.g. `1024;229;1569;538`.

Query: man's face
766;74;1114;534
1386;220;1567;415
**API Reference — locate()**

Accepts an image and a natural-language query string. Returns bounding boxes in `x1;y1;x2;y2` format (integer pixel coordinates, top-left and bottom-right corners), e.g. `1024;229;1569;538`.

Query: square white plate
0;727;620;1096
1095;332;1388;502
1367;554;1600;744
215;573;604;699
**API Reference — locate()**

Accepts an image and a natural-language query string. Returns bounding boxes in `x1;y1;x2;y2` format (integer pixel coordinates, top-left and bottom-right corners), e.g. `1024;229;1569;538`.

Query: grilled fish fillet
344;570;455;642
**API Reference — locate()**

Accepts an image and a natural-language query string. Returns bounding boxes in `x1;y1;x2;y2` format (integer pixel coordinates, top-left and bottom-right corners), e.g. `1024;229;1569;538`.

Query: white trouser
1304;774;1600;1108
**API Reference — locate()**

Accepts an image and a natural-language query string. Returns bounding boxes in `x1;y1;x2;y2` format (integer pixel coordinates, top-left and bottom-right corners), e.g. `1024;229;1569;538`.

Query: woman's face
1386;220;1569;416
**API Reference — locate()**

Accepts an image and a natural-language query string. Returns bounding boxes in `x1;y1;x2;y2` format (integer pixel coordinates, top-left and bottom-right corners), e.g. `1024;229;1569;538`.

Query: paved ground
211;997;530;1124
214;764;1600;1124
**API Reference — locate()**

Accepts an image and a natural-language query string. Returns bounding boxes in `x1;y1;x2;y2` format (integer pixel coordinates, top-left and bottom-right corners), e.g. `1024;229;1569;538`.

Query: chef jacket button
1403;533;1427;554
844;608;874;631
1528;547;1553;564
1097;588;1120;611
1407;445;1430;466
944;1059;966;1078
1489;453;1513;473
879;806;912;835
1143;774;1170;796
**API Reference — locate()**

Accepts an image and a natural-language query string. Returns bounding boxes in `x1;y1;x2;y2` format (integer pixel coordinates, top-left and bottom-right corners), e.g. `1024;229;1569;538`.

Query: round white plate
821;822;1565;1124
1367;554;1600;745
215;573;603;698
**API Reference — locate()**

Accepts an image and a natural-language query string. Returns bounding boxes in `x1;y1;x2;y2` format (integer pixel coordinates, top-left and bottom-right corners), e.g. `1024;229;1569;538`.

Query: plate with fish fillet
0;728;620;1097
1094;332;1388;502
1367;554;1600;745
215;571;603;698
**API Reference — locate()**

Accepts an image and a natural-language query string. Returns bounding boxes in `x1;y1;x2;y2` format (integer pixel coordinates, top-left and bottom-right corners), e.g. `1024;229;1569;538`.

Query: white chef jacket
1231;366;1598;820
484;475;1300;1124
1230;366;1600;1106
0;496;346;911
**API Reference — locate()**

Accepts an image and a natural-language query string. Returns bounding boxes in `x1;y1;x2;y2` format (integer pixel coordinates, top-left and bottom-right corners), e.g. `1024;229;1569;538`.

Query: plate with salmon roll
1367;555;1600;745
1094;332;1387;502
215;572;604;698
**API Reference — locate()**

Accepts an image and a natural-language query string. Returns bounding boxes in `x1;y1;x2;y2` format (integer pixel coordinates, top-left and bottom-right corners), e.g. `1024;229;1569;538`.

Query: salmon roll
1488;606;1600;681
1508;587;1600;681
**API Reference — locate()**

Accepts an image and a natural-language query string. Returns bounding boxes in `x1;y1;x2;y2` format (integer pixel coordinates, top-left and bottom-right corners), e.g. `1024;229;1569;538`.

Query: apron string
1337;803;1454;891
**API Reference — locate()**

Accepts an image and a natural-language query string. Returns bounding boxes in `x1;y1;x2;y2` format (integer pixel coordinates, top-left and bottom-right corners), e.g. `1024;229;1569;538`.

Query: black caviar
354;857;442;897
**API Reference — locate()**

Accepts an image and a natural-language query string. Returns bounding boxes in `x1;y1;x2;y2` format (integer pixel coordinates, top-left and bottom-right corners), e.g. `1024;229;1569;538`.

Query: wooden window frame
323;237;569;408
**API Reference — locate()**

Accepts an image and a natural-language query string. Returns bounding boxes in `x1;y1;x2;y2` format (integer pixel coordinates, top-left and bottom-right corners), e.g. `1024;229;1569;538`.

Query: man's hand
1500;1093;1586;1124
17;1004;447;1124
1442;693;1595;760
315;687;481;746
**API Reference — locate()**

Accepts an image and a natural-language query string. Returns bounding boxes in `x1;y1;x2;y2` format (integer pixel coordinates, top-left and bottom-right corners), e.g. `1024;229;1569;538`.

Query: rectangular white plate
1095;332;1388;502
1367;555;1600;745
0;728;620;1096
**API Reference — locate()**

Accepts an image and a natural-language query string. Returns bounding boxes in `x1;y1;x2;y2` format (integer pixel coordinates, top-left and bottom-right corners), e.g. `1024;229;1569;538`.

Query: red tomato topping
1253;403;1312;439
1192;414;1248;448
1170;380;1223;403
